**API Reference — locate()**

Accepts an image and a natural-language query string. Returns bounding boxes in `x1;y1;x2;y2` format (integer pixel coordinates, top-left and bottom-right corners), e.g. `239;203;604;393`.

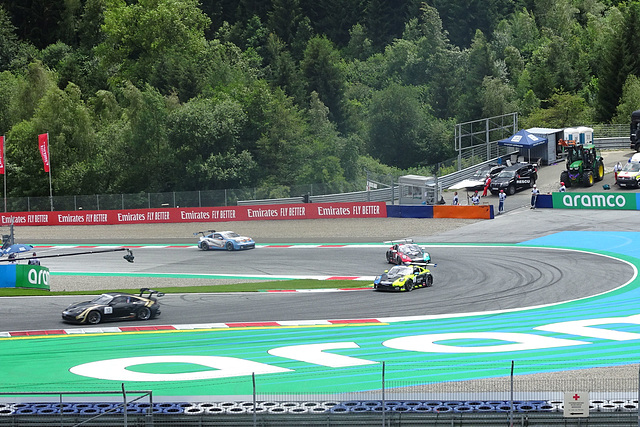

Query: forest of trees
1;0;640;199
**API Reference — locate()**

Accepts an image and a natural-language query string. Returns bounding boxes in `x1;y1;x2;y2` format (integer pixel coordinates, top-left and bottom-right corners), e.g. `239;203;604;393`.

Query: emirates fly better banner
0;202;387;226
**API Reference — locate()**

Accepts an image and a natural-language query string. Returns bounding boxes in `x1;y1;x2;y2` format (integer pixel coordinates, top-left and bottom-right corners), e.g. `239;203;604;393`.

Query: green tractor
559;142;605;187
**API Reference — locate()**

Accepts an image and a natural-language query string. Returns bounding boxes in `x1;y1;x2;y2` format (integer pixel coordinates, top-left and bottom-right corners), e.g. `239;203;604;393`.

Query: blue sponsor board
386;205;434;218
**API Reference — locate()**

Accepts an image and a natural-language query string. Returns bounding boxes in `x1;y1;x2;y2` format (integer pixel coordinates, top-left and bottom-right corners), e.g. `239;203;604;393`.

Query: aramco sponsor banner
0;264;50;290
552;192;638;210
0;202;387;226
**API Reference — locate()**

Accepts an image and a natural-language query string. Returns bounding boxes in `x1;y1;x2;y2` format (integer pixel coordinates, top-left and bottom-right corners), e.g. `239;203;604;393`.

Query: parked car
616;161;640;188
489;163;538;195
465;164;507;191
449;164;506;192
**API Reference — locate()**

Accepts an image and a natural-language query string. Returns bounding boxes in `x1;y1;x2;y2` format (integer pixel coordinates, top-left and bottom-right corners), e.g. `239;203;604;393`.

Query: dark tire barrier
0;407;14;416
6;398;640;421
183;406;205;415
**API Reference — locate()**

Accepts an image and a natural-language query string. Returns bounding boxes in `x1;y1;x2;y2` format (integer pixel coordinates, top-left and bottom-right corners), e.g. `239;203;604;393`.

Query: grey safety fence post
252;372;257;427
122;383;128;427
509;360;514;427
381;361;385;427
391;177;395;205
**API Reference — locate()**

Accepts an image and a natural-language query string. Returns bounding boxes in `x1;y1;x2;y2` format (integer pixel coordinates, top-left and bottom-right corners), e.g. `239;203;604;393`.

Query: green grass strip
0;279;371;296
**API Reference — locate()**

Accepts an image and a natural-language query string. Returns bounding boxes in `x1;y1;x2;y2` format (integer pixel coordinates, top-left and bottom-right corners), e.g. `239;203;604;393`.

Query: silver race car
195;230;255;251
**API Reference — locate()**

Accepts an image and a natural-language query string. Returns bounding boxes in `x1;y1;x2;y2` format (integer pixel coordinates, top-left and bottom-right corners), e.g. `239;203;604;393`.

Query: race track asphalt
1;244;633;332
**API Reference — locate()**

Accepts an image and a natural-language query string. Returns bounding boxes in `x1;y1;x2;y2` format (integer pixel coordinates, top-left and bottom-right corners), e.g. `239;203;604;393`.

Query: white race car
195;230;255;251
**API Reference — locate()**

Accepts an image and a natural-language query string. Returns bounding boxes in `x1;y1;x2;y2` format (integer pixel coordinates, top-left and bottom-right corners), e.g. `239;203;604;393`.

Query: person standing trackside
452;192;459;205
471;192;480;205
28;252;40;265
559;181;566;192
530;184;540;209
614;161;622;184
498;189;506;214
482;174;491;197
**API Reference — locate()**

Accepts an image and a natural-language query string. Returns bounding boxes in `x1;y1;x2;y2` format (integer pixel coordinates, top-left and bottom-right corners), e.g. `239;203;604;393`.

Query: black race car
489;163;538;195
62;288;163;324
385;240;432;265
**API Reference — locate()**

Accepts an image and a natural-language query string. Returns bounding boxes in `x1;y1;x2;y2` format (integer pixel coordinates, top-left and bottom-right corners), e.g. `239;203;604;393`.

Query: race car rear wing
383;238;415;244
139;288;165;298
194;229;216;237
408;261;437;267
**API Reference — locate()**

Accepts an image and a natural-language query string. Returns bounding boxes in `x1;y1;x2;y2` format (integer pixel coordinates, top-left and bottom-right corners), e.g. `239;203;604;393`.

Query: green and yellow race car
373;264;433;292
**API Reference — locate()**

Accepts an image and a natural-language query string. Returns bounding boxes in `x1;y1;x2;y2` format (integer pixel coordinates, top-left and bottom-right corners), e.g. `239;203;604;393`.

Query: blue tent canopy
498;129;547;148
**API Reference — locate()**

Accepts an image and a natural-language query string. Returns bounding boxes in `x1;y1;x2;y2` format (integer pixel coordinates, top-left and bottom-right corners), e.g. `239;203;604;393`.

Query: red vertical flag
38;133;50;172
0;135;5;175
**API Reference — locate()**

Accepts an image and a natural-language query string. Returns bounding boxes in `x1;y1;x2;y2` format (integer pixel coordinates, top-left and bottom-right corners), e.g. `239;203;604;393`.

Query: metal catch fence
2;363;639;426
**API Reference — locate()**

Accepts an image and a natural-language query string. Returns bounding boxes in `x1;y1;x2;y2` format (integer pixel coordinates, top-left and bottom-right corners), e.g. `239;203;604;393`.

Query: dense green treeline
0;0;640;199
